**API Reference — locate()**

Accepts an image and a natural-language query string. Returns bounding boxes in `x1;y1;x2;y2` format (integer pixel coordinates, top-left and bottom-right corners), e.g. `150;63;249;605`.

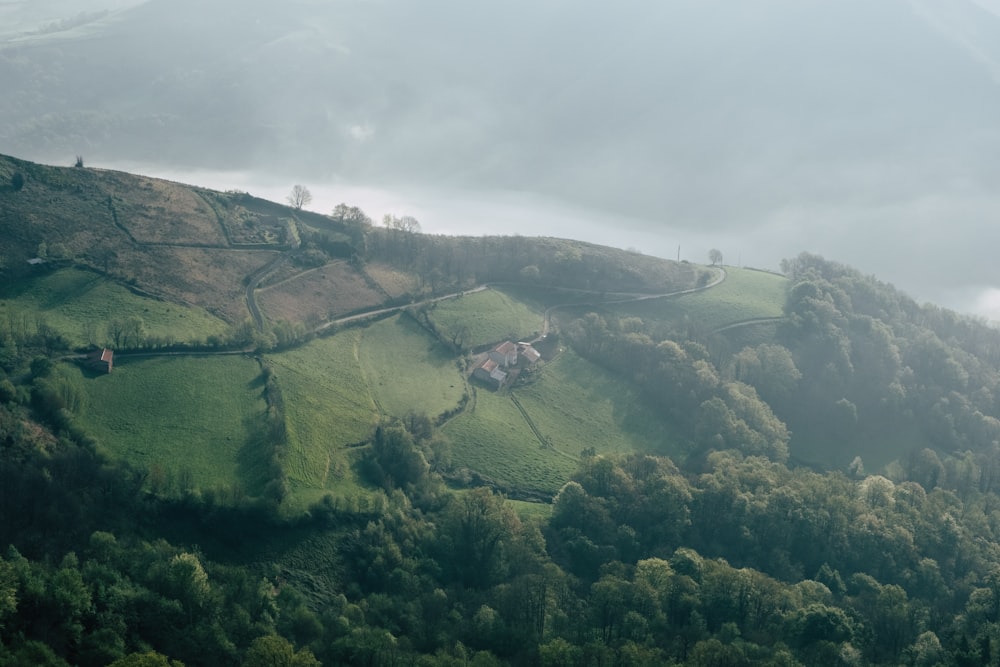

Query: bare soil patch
105;177;227;245
117;247;279;322
256;261;385;324
199;191;293;246
364;262;421;298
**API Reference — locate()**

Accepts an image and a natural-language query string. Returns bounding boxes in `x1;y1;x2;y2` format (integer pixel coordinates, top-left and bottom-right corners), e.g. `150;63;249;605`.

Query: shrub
10;172;24;191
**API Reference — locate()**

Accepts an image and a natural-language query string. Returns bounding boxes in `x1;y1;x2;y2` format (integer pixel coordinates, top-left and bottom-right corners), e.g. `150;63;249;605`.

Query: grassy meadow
612;267;787;332
0;267;231;347
364;262;422;298
443;388;576;495
426;287;544;348
73;355;268;495
103;176;226;246
359;314;466;419
513;349;678;459
265;314;471;510
265;330;378;507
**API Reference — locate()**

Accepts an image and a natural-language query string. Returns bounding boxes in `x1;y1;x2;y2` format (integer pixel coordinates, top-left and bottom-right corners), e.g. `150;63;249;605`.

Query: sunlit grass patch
614;267;787;332
426;287;543;349
360;314;466;420
443;389;575;495
513;349;678;459
0;267;230;347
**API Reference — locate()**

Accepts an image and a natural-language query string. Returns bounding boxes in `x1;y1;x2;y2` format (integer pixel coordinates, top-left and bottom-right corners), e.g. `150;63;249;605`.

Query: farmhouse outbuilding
86;348;114;373
473;358;508;388
488;341;518;368
517;343;542;365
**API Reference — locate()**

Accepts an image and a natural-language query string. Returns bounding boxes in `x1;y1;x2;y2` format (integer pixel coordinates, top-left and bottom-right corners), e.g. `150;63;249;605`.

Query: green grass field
443;389;576;495
426;288;544;348
73;354;268;495
513;349;679;459
265;330;378;508
266;316;472;510
46;263;785;510
612;267;787;332
509;499;554;523
360;314;466;419
442;349;684;496
0;267;230;346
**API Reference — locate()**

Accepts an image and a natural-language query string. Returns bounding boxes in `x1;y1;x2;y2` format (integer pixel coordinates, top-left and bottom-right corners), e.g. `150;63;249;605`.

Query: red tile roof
494;341;517;354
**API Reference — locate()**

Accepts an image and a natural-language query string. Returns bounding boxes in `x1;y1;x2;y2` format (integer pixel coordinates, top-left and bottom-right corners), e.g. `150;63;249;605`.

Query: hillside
10;155;1000;664
0;154;714;508
0;154;350;323
0;154;704;327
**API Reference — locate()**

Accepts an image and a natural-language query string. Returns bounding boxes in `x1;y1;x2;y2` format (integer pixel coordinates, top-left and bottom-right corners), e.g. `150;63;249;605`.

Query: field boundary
540;267;727;338
710;316;785;334
509;392;578;463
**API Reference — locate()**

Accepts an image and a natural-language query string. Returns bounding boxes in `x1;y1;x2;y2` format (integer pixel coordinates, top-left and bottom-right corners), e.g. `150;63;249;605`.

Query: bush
11;172;24;191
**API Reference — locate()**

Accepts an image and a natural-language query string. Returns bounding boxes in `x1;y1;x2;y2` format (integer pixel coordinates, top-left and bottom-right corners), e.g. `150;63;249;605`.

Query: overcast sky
3;0;1000;318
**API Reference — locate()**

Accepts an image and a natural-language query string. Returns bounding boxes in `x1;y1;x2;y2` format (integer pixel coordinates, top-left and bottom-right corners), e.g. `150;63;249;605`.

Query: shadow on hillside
75;364;109;380
246;372;266;391
236;413;274;499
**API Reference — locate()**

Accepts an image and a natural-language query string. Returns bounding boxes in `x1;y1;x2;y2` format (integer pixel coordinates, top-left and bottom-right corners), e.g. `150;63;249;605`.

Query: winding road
537;266;727;338
110;264;732;362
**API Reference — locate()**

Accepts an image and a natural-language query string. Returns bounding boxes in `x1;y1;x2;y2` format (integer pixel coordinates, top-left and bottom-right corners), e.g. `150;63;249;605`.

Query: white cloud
348;123;375;142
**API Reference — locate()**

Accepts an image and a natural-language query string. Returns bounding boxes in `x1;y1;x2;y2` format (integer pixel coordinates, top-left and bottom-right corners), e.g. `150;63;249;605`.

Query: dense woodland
8;235;1000;665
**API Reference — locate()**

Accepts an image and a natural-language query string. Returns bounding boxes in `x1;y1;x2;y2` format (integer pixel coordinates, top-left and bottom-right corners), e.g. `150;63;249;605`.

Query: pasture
114;246;279;324
359;314;466;420
266;315;470;510
611;267;787;333
509;499;554;522
265;330;378;505
425;288;543;349
364;262;422;298
0;267;231;347
512;350;679;459
73;354;268;496
443;389;577;495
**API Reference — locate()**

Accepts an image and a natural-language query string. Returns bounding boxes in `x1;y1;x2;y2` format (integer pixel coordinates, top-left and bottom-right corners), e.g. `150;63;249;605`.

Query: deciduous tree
286;185;312;210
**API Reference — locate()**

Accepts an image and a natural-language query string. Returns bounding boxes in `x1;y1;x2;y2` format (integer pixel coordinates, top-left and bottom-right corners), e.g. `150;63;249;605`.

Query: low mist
4;0;1000;317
